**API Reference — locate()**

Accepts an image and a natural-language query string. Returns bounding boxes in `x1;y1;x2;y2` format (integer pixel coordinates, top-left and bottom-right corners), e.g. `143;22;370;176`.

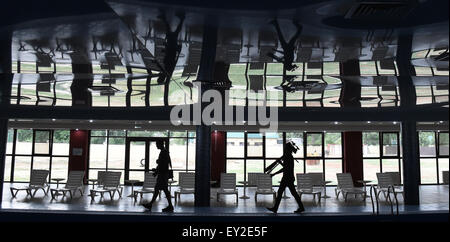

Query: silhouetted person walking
142;140;174;212
157;12;185;84
267;142;305;214
267;19;303;72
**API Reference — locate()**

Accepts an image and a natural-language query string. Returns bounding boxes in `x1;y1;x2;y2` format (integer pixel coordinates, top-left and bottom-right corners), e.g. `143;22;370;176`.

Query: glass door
125;137;168;185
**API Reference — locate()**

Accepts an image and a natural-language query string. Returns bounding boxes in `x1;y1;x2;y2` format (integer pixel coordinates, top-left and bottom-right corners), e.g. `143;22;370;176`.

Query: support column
343;132;363;186
0;29;12;206
339;59;361;107
68;130;89;183
397;35;420;205
71;63;93;107
194;20;217;207
211;131;226;186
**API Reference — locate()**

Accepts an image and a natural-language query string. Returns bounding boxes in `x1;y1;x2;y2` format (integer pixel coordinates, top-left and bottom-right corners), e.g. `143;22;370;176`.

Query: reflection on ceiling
4;0;449;109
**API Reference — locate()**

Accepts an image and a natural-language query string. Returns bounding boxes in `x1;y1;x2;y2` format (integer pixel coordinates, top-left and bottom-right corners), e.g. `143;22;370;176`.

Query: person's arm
271;168;284;177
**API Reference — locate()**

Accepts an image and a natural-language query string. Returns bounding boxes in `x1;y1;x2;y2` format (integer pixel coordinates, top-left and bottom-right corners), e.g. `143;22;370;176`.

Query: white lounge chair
296;173;321;203
254;173;276;203
133;172;157;202
335;173;366;202
248;172;263;187
217;173;238;205
376;173;404;201
308;172;326;191
384;172;402;186
174;172;195;203
50;171;85;200
90;171;123;201
10;170;50;198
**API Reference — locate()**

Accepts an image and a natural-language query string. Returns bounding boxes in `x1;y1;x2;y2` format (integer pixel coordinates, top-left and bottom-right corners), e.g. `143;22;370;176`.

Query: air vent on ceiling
344;1;413;20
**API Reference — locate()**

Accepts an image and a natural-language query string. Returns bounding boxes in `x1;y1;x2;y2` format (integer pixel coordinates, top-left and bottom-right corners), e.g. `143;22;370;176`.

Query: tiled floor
1;183;448;215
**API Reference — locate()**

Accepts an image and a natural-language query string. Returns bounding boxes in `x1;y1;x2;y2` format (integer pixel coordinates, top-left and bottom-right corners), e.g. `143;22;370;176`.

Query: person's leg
162;187;174;212
287;183;305;212
142;190;160;211
268;183;286;212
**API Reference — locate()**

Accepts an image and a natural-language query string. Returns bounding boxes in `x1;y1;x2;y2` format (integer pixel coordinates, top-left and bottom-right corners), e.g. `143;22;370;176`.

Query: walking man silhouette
142;140;174;212
267;142;305;214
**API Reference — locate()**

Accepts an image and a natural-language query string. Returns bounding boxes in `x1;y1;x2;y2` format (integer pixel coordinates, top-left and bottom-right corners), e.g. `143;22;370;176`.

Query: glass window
51;157;69;180
170;138;187;170
363;132;379;157
227;132;244;158
306;133;322;157
14;156;32;182
246;159;264;182
325;159;341;185
91;130;107;136
53;130;70;156
325;133;342;158
438;158;449;184
305;159;323;173
363;159;380;182
89;136;107;169
439;132;449;156
382;133;398;157
4;156;12;182
33;157;50;171
16;129;33;155
420;158;437;184
188;138;196;170
287;132;303;158
265;132;283;158
108;138;125;169
247;133;263;157
382;159;400;173
226;159;244;185
7;129;14;155
34;130;50;155
419;132;436;157
109;130;126;136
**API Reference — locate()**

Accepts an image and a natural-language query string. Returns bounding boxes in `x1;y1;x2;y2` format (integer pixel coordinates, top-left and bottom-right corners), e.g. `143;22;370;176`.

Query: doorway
124;137;169;185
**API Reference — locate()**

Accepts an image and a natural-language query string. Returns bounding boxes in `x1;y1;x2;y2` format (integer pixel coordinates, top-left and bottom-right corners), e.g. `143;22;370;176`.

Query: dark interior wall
343;131;363;186
210;131;226;184
68;130;89;182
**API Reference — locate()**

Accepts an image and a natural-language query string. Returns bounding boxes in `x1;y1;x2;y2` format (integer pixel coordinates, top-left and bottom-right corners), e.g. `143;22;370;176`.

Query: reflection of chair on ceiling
296;48;313;62
219;28;243;49
379;59;397;75
182;42;202;77
371;46;389;61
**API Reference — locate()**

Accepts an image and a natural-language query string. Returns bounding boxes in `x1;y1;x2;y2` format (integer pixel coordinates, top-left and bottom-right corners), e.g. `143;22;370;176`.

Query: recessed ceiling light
52;119;56;121
89;120;93;123
367;121;371;124
148;121;152;123
393;121;397;125
305;121;309;124
334;121;339;125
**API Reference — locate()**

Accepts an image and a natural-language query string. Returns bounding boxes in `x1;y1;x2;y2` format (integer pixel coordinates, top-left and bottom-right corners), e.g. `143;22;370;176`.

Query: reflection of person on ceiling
157;12;185;85
267;19;303;72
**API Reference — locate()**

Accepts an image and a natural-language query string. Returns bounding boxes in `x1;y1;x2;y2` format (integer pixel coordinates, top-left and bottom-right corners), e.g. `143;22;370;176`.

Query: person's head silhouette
285;141;299;154
156;140;165;150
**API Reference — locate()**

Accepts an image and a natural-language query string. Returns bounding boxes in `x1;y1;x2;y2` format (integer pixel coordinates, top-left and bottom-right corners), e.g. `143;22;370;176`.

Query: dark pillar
194;20;217;207
68;130;90;183
339;60;361;107
397;35;420;205
343;132;363;186
71;63;93;107
211;131;226;186
0;29;12;206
